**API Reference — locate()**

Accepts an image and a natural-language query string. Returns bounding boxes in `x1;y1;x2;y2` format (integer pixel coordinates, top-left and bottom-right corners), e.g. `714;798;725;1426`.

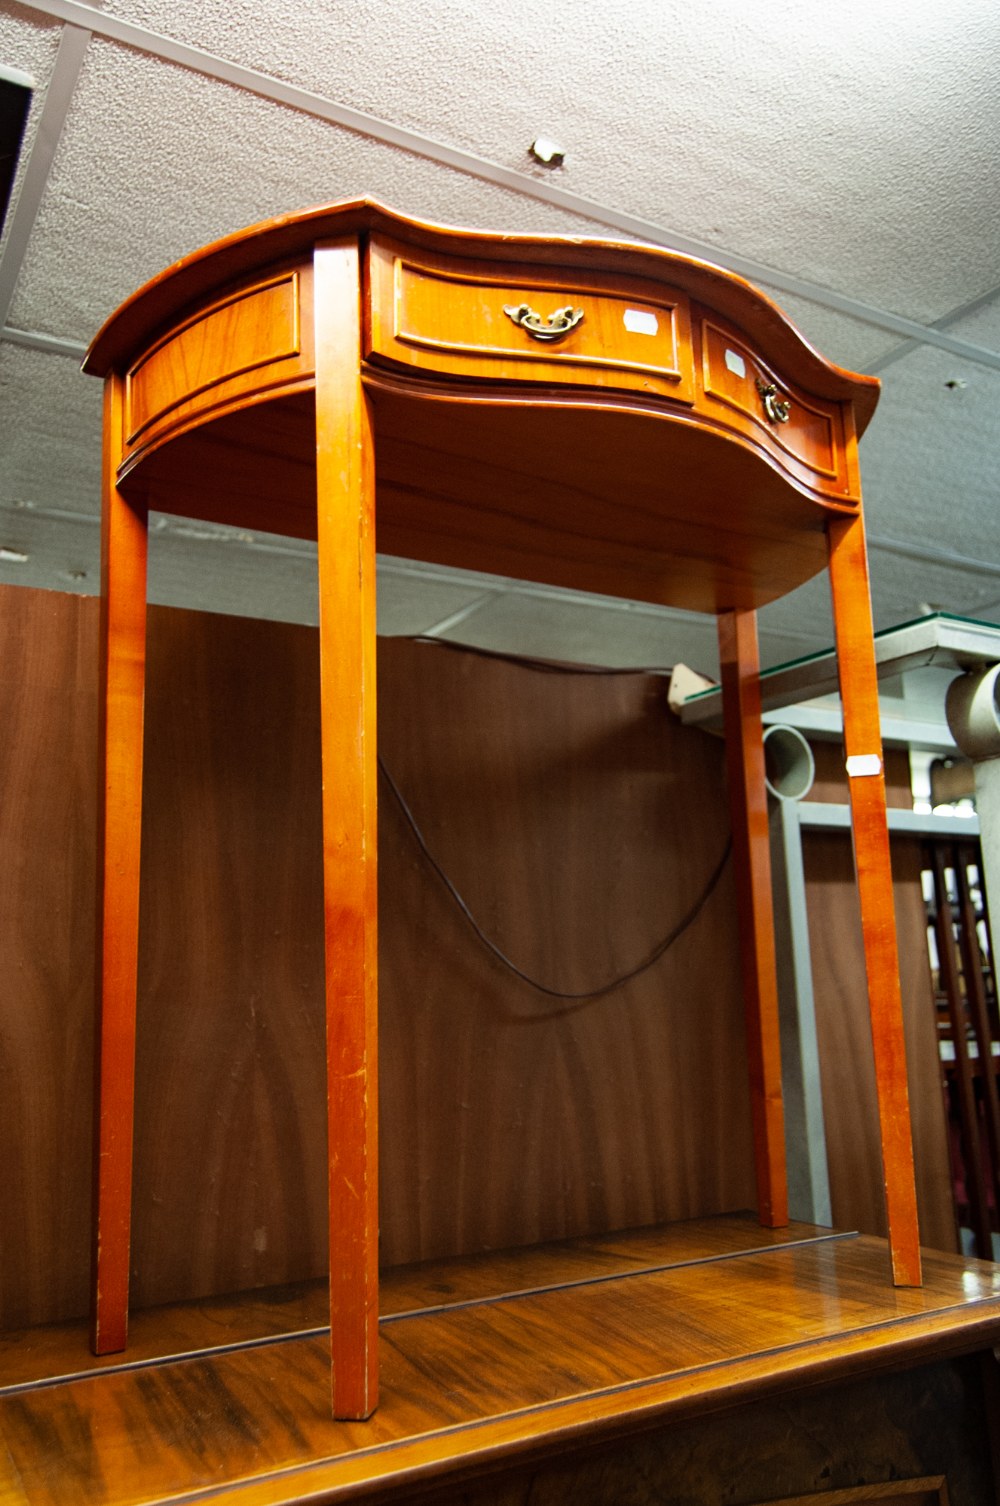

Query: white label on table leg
846;753;882;777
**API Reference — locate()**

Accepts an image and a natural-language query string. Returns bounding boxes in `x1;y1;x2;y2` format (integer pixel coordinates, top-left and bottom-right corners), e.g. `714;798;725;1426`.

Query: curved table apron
83;199;918;1420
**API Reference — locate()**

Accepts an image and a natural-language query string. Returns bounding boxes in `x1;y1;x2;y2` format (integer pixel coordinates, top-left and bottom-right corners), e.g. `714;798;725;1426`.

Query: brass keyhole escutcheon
503;302;584;343
756;379;790;424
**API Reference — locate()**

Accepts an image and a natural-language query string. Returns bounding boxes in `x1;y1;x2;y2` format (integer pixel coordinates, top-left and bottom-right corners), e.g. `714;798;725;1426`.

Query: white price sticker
623;308;658;336
846;754;882;778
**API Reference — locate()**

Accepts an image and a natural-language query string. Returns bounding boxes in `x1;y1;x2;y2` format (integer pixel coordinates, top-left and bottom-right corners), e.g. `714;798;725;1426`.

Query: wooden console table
84;198;917;1420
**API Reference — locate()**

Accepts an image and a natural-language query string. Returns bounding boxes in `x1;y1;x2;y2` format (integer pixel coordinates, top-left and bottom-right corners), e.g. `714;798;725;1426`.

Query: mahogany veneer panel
804;831;956;1253
2;1222;999;1506
0;590;98;1328
0;581;959;1332
0;584;755;1328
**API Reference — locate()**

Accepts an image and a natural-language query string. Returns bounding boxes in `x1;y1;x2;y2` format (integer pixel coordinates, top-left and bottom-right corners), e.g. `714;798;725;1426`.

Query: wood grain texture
0;588;98;1332
122;265;314;463
366;235;696;400
803;831;956;1255
0;586;958;1333
83;200;881;441
718;609;788;1226
92;373;149;1354
375;636;754;1265
0;587;758;1330
828;512;921;1286
0;1218;838;1391
314;240;380;1418
2;1224;1000;1506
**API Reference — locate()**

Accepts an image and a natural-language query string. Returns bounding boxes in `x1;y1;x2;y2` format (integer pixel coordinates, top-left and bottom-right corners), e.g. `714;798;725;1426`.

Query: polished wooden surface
92;374;148;1354
718;609;787;1226
827;514;921;1286
3;1217;999;1506
367;233;698;399
0;1215;828;1391
80;199;903;1415
314;241;380;1418
89;200;875;620
85;199;880;429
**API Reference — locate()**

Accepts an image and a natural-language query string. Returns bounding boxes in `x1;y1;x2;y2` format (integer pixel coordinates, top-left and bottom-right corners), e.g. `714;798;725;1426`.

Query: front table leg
93;373;148;1353
827;513;921;1286
314;241;380;1418
718;608;789;1229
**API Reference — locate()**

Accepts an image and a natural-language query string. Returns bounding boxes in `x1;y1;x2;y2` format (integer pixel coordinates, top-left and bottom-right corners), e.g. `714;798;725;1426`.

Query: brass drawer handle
503;302;584;342
756;379;790;424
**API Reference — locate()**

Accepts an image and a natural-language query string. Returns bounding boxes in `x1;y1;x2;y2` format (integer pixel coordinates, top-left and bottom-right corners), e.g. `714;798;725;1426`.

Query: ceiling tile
0;342;100;510
855;343;1000;560
98;0;1000;321
0;4;63;263
7;36;609;341
754;285;907;374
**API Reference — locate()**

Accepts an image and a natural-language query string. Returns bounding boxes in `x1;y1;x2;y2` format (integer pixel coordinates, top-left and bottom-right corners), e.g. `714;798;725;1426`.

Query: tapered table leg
827;513;921;1286
314;240;380;1418
92;373;148;1354
718;608;789;1228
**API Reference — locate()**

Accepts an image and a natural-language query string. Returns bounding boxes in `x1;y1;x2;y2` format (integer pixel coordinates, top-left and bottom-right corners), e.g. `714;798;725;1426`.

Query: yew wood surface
827;516;921;1285
2;1220;999;1506
92;374;149;1355
91;200;873;624
84;199;880;436
717;610;787;1226
366;235;698;401
313;240;380;1418
123;381;844;617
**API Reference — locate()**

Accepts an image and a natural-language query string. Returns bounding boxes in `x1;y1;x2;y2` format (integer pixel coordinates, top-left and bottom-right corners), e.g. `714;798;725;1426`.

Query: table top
84;198;881;616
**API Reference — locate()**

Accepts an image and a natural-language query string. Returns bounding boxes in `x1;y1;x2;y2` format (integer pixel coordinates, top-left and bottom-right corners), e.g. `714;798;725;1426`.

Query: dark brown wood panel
0;582;958;1331
376;634;753;1267
0;588;98;1329
804;830;956;1252
1;584;753;1329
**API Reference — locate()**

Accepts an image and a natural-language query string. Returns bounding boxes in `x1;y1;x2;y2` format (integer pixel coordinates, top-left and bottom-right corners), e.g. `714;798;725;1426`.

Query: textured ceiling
0;0;998;677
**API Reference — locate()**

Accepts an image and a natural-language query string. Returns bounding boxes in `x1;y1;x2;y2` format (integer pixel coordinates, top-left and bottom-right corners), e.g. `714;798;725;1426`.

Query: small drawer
699;317;852;497
123;267;314;458
367;238;695;402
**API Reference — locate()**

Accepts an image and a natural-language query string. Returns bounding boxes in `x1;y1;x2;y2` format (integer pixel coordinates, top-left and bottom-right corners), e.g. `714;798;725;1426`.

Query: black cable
378;753;732;1015
391;634;677;679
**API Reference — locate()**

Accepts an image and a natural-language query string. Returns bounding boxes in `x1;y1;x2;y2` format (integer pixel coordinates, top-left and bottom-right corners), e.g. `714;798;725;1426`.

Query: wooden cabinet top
84;198;881;616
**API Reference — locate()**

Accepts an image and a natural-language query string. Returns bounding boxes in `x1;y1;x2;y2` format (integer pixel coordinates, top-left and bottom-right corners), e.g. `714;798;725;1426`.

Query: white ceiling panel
854;345;1000;556
92;0;1000;322
0;5;60;103
0;341;99;509
754;285;907;374
0;1;997;677
0;5;63;254
6;35;609;341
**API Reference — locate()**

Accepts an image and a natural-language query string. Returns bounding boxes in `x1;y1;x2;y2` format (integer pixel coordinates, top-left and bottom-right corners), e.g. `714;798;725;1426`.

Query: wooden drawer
122;265;315;461
367;237;695;402
698;315;855;499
